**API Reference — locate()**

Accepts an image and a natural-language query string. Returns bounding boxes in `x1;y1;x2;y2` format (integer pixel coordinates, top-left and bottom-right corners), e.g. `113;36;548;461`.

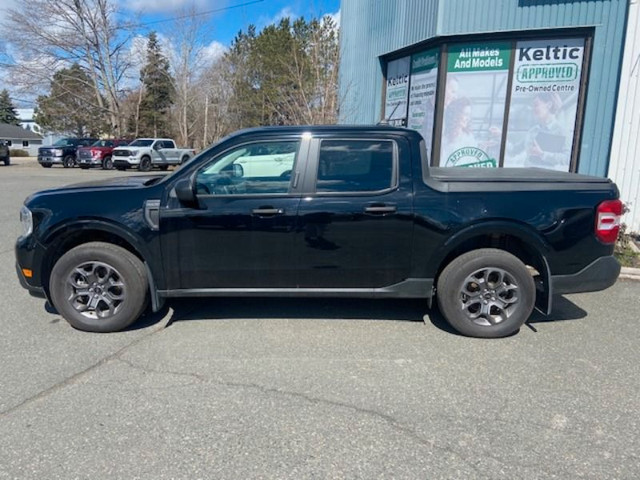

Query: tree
167;7;207;147
35;64;107;136
0;90;21;125
2;0;133;135
138;32;174;138
222;16;340;129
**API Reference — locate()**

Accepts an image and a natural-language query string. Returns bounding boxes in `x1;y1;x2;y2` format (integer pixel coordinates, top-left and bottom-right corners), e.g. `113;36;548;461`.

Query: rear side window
316;139;395;193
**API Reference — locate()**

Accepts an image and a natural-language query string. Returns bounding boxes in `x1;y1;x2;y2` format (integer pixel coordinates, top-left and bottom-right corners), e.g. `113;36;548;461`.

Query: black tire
3;157;9;166
49;242;148;333
180;155;189;165
436;248;535;338
63;155;76;168
139;155;152;172
102;156;113;170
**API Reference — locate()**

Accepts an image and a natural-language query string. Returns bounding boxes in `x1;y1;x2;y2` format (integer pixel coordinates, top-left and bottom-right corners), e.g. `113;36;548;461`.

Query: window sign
407;49;439;155
439;42;511;167
503;38;585;171
384;56;411;126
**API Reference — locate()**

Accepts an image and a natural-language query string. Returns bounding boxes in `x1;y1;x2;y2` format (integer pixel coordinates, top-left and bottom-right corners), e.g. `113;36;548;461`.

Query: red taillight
595;199;622;244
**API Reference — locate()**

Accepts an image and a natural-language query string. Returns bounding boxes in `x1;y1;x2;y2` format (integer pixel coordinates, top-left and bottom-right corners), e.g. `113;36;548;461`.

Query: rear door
294;136;414;288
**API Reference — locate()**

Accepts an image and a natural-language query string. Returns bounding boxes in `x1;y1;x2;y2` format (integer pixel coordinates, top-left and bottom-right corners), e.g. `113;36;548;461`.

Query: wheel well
43;230;144;292
435;234;547;286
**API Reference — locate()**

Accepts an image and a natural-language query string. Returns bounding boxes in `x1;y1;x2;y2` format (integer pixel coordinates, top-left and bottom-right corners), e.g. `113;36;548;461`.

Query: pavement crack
114;357;207;383
0;312;176;418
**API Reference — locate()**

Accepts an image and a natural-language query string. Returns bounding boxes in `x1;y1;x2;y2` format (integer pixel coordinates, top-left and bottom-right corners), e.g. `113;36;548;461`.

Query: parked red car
77;139;132;170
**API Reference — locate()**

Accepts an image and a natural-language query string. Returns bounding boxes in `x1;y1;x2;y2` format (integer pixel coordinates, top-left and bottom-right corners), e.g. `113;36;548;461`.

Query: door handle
364;205;397;214
252;208;285;216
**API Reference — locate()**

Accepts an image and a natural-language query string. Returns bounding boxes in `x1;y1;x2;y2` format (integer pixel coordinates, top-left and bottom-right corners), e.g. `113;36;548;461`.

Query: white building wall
609;0;640;233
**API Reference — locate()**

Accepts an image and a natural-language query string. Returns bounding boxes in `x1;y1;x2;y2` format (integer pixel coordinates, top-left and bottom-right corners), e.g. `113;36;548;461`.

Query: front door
160;138;305;290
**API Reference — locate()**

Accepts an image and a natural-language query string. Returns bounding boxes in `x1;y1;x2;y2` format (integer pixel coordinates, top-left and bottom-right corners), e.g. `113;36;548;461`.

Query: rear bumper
551;256;621;295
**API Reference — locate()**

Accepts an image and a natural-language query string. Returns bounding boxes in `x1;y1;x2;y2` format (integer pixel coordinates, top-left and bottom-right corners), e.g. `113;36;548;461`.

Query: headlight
130;152;137;157
20;206;33;238
53;149;64;156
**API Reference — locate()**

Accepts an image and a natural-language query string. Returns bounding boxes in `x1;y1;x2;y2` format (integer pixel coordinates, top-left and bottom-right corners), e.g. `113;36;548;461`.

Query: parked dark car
77;139;132;170
37;137;98;168
0;140;9;166
16;126;622;337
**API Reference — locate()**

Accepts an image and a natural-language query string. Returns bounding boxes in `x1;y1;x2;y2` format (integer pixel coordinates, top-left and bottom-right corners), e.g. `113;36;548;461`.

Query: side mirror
174;178;198;208
233;163;244;178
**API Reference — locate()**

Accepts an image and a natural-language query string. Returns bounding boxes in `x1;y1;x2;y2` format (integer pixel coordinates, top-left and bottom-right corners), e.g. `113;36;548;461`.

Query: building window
6;140;12;147
22;141;29;147
383;34;589;172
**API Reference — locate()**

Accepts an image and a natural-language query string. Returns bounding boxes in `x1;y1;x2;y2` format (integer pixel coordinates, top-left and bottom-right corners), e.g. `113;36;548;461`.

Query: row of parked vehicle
37;137;196;171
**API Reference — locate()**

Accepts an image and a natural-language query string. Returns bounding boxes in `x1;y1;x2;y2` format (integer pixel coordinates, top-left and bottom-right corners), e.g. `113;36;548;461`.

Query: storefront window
384;56;411;126
503;38;585;171
382;35;588;171
407;49;439;157
439;42;511;167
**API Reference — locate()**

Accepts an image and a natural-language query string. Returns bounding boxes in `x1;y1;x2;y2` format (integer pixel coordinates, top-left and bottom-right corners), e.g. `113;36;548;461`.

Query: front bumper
37;155;63;165
113;157;139;168
15;262;46;298
78;157;103;167
551;255;621;295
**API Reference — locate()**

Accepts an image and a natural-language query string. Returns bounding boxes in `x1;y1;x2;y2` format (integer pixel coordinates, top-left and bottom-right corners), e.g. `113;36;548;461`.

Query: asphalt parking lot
0;158;639;479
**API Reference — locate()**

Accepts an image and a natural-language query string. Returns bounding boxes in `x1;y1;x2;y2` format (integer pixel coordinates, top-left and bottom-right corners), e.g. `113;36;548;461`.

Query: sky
0;0;341;107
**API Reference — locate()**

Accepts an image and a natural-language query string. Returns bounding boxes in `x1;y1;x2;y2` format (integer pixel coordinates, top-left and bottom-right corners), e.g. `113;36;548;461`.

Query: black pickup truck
15;126;622;337
38;137;98;168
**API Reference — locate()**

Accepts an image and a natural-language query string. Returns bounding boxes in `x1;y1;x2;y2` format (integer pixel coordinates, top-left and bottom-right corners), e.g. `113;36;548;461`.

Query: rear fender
431;220;553;314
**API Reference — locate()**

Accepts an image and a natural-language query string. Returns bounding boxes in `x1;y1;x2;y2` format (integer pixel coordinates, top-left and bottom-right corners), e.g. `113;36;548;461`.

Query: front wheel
102;156;113;170
3;157;9;166
49;242;148;333
63;155;75;168
138;156;152;172
436;249;535;338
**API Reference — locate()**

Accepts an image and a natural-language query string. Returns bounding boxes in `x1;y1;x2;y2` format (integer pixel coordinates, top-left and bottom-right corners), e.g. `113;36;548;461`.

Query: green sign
447;43;511;72
445;147;497;168
411;50;439;74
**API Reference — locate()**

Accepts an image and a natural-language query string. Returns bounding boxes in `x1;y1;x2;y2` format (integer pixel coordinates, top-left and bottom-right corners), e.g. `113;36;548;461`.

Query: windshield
52;139;73;147
129;139;154;147
91;140;113;147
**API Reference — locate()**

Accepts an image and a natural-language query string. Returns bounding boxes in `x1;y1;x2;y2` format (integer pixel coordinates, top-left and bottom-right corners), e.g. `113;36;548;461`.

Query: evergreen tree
139;32;175;137
0;90;21;126
34;64;107;136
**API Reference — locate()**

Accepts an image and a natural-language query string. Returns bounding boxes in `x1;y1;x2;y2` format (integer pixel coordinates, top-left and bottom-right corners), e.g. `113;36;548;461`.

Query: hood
26;175;164;204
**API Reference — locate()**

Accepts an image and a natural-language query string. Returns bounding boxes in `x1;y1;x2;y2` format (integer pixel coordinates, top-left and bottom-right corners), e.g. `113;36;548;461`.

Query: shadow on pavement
164;297;428;326
425;294;587;337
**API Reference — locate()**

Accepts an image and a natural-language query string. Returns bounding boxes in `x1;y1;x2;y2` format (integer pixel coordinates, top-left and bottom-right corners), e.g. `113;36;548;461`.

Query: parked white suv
112;138;195;171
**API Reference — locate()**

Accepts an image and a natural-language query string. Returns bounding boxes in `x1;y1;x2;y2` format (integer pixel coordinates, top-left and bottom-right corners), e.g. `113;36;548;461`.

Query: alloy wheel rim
65;261;126;319
459;267;520;326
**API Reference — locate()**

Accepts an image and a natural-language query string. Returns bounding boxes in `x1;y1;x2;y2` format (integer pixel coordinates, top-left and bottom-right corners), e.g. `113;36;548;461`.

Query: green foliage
9;149;29;157
139;32;175;138
224;15;340;130
0;90;21;126
35;64;108;136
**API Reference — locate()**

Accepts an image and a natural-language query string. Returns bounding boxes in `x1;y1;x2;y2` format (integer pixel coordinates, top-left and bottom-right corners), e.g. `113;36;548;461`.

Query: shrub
9;149;30;157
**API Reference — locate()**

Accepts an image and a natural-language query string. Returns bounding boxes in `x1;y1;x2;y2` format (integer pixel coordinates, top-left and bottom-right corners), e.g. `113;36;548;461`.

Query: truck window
196;140;300;195
316;139;395;193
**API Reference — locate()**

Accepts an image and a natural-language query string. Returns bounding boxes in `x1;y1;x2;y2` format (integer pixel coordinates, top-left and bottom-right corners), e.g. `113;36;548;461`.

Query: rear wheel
50;242;148;333
139;155;152;172
63;155;75;168
3;157;9;166
102;156;113;170
436;249;535;338
180;155;189;165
